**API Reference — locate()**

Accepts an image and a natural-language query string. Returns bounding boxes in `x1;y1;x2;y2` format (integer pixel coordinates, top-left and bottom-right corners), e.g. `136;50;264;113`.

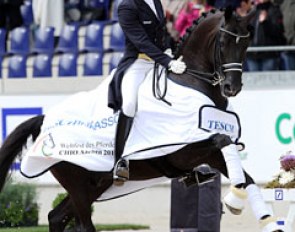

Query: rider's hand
168;56;186;74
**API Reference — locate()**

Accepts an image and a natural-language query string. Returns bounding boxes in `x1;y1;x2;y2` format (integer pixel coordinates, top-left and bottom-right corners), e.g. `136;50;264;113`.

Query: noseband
185;26;250;86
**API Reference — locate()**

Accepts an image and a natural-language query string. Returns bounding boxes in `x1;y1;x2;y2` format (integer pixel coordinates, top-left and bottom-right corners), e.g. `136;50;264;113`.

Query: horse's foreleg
208;137;283;231
210;134;248;214
211;134;245;186
244;172;283;232
48;195;74;232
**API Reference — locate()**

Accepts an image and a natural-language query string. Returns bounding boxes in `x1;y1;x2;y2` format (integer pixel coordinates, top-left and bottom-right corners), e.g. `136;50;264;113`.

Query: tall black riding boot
113;112;133;186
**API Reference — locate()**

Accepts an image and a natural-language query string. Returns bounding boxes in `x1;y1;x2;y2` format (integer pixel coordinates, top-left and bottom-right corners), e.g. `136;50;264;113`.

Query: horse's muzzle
222;83;242;97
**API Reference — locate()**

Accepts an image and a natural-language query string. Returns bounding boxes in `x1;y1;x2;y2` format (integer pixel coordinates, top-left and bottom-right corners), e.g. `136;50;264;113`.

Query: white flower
273;170;284;179
279;171;295;185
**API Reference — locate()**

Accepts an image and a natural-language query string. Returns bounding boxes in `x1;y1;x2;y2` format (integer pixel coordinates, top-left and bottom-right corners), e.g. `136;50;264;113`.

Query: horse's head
218;7;256;97
176;7;256;98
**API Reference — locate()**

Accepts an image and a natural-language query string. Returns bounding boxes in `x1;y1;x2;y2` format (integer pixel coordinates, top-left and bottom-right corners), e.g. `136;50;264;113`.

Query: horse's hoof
260;216;285;232
223;185;247;215
224;203;242;215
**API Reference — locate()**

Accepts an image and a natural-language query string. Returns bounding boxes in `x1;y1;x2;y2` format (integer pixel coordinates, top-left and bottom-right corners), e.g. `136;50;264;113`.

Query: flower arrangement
265;151;295;189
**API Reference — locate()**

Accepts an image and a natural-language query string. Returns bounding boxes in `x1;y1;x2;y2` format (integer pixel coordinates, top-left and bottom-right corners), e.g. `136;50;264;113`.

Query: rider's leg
113;59;153;185
113;112;133;182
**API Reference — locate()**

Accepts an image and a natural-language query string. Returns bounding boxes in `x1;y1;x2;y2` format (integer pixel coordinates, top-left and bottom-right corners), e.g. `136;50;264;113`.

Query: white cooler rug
20;71;241;200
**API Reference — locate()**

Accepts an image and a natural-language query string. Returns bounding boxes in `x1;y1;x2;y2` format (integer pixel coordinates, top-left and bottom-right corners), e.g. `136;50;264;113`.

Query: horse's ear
224;6;233;22
243;6;257;24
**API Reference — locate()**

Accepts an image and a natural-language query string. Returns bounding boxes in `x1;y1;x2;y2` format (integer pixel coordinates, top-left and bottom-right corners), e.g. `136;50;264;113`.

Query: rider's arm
118;2;172;68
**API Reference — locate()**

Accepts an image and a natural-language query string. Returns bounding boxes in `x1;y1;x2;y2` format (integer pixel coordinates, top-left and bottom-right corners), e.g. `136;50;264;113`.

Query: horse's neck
169;73;228;110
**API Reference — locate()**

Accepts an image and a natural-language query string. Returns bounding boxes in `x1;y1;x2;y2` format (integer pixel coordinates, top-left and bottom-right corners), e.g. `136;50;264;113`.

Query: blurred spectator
163;0;186;41
0;0;24;31
80;0;111;22
64;0;82;23
214;0;241;9
279;0;295;70
236;0;253;17
32;0;65;46
246;0;286;71
174;0;213;38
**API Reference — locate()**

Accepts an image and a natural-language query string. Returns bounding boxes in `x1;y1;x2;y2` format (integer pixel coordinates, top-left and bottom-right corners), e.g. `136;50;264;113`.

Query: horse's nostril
224;84;231;92
223;84;240;96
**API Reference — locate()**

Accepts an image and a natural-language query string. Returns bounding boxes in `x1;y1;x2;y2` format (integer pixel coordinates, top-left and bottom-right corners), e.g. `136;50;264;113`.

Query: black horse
0;8;283;232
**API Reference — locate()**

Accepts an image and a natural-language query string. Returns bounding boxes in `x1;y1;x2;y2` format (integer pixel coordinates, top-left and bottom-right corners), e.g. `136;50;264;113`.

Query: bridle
185;26;250;86
152;18;251;104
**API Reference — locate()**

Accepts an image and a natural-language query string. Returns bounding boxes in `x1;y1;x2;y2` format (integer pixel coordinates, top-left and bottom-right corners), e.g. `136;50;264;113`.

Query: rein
152;63;172;106
184;26;250;86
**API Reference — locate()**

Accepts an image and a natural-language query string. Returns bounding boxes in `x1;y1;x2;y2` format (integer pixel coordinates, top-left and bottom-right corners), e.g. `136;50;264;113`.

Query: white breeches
121;59;154;117
222;144;245;186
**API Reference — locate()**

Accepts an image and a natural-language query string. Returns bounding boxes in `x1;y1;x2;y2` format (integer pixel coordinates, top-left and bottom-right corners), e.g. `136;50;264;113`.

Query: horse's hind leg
48;195;75;232
51;164;103;232
69;190;96;232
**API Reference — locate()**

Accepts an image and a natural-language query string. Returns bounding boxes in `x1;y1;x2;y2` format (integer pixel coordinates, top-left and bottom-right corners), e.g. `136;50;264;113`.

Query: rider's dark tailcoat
108;0;173;112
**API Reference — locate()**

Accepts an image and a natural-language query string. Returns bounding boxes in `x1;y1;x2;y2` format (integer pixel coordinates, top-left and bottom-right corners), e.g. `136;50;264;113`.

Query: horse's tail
0;115;44;192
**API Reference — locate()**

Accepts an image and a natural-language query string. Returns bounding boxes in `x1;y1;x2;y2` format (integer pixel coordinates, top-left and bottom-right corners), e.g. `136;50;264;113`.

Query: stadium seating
56;24;79;53
32;27;55;54
9;27;30;55
33;54;53;77
58;53;77;77
0;56;2;78
8;55;27;78
21;0;34;26
82;21;105;52
109;51;123;73
0;28;6;56
83;52;103;76
109;22;125;51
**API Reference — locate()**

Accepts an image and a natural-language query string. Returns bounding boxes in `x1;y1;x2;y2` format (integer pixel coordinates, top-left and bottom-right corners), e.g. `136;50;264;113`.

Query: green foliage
52;193;68;209
265;179;295;189
0;182;39;227
52;193;75;229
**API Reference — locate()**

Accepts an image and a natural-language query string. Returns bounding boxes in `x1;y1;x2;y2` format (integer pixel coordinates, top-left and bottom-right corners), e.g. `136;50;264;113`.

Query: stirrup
113;159;129;186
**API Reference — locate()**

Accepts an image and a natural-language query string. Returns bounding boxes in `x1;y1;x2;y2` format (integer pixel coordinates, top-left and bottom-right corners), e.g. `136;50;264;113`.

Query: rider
108;0;187;185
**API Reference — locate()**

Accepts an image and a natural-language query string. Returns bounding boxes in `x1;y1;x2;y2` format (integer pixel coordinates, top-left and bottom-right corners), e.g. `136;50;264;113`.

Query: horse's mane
174;8;223;58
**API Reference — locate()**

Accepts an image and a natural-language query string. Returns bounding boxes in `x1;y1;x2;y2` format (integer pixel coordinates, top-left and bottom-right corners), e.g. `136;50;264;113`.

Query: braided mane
174;8;222;58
